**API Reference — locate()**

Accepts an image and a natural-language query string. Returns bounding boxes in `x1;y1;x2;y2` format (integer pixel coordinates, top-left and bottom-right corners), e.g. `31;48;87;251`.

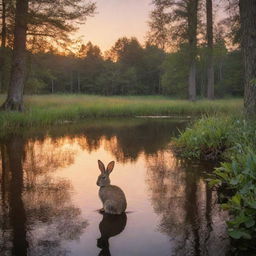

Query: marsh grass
0;94;243;132
172;115;234;159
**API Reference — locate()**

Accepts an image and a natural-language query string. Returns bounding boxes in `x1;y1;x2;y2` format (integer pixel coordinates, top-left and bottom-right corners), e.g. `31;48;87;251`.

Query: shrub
172;115;234;159
175;116;256;251
212;151;256;252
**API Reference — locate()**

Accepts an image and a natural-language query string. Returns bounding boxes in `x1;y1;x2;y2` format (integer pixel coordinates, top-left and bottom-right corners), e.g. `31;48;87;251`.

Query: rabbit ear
106;161;115;174
98;160;105;173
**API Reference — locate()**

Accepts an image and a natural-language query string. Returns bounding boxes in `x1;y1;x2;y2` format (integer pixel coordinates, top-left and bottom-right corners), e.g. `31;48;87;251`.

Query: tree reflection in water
74;119;186;163
0;119;231;255
0;136;87;256
146;151;230;256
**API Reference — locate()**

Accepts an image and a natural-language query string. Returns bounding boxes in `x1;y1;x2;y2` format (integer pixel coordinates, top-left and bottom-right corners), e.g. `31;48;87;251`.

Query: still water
0;119;230;256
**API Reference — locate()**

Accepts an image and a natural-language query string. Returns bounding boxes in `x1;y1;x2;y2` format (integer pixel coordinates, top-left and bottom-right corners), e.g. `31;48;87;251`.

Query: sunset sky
78;0;153;52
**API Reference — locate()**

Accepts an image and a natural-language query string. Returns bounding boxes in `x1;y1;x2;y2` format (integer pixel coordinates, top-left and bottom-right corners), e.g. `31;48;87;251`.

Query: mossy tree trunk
1;0;29;111
239;0;256;115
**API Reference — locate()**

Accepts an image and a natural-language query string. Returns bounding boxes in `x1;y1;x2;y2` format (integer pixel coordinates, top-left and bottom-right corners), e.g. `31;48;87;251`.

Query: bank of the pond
173;115;256;252
0;95;242;133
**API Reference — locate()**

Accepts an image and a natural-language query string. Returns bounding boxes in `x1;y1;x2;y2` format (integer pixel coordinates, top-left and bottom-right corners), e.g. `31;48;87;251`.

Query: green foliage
175;116;256;251
0;95;242;134
140;44;165;94
25;77;46;94
8;39;165;96
0;35;242;98
215;151;256;251
162;46;189;97
160;42;243;98
147;0;171;50
173;115;234;159
214;119;256;249
215;51;243;97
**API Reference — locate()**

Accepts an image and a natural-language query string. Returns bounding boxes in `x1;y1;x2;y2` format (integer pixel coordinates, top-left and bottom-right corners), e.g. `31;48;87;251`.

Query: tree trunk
189;60;196;101
158;74;161;94
1;0;29;111
70;72;73;93
219;61;223;82
1;0;7;48
187;0;199;101
206;0;214;100
77;72;81;93
200;65;205;97
239;0;256;115
1;0;7;93
51;79;54;93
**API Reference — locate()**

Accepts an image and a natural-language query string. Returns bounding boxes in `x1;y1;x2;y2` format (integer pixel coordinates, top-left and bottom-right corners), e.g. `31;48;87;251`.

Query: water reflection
146;151;230;256
5;137;28;256
97;213;127;256
0;119;231;256
0;136;87;256
10;119;187;163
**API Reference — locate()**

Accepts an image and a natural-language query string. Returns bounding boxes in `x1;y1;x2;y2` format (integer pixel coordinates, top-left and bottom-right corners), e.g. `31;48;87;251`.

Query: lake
0;118;230;256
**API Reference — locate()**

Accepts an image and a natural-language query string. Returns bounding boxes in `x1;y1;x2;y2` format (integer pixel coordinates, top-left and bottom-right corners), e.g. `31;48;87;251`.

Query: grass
172;115;234;159
0;94;243;133
174;115;256;252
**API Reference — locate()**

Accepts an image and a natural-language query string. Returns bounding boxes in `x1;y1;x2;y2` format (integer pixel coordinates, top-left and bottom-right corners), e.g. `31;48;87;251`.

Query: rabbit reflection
97;212;127;256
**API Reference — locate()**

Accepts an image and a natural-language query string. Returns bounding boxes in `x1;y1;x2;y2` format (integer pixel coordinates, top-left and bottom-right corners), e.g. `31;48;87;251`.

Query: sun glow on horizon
77;0;153;52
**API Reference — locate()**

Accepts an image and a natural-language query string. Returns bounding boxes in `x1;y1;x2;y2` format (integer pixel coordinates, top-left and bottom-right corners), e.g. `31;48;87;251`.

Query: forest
0;37;243;97
0;0;243;100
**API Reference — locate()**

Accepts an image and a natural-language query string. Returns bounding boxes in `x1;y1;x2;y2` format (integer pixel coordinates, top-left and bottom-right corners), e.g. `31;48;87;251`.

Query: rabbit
96;160;127;215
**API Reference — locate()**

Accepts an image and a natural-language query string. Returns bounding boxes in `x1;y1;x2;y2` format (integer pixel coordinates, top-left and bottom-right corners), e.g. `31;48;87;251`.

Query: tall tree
0;0;14;93
1;0;29;111
148;0;200;101
0;0;7;93
1;0;7;48
187;0;199;101
239;0;256;115
26;0;96;53
1;0;15;48
1;0;96;111
147;0;171;50
0;1;96;52
206;0;214;99
220;0;240;48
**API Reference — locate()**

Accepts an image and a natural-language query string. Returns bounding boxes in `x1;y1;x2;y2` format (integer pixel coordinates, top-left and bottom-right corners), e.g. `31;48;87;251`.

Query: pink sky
78;0;153;52
77;0;226;53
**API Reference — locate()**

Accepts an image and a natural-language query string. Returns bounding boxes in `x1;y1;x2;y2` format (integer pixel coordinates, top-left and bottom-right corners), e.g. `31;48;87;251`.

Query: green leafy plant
175;116;256;252
214;152;256;251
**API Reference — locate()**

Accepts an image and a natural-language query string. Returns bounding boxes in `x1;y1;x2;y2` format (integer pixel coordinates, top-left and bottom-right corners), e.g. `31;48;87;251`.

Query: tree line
0;37;242;97
0;0;255;115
